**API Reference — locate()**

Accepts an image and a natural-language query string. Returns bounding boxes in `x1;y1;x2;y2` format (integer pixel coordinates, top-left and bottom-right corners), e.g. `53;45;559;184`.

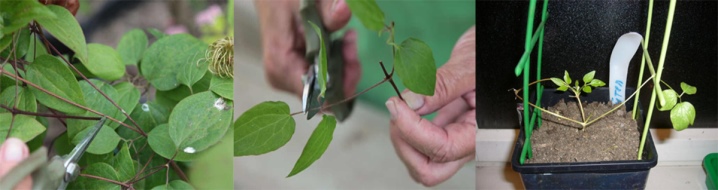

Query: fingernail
1;138;25;161
385;99;397;120
402;91;424;110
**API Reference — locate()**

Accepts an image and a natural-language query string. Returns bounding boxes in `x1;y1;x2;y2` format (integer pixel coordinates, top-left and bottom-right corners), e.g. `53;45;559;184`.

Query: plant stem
632;0;655;119
0;105;101;120
80;174;131;188
638;0;677;160
380;61;403;100
0;69;144;135
572;89;587;126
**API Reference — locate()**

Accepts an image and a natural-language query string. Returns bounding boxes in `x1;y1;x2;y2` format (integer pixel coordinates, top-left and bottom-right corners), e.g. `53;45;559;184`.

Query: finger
341;30;360;97
390;124;473;187
402;26;476;115
263;51;308;97
0;138;32;190
318;0;352;31
386;97;476;162
432;98;469;127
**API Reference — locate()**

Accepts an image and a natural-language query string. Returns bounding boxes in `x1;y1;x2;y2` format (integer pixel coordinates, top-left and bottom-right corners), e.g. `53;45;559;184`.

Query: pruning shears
300;0;354;122
0;117;107;190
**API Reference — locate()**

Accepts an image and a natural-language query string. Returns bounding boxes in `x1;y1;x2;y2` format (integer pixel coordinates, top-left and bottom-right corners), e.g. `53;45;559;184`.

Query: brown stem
32;23;147;137
0;69;144;135
133;153;155;182
0;105;101;120
169;160;189;182
80;174;131;188
379;61;403;100
290;74;393;116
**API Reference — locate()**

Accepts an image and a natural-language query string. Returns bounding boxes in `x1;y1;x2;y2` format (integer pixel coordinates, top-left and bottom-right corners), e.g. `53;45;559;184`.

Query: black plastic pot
511;87;658;189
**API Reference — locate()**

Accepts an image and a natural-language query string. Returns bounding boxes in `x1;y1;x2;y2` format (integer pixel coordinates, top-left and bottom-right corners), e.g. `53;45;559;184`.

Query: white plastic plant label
609;32;643;104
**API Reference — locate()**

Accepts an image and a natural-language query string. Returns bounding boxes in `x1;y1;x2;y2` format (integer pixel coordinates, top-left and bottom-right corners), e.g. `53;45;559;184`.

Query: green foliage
680;82;696;95
394;38;437;95
345;0;385;32
551;70;605;94
234;101;294;156
670;102;695;131
288;115;336;177
0;3;231;188
116;29;148;65
307;21;328;98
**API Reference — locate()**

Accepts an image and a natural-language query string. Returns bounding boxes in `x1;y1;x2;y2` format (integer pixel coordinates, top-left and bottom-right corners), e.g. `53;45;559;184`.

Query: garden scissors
0;117;107;190
300;0;354;122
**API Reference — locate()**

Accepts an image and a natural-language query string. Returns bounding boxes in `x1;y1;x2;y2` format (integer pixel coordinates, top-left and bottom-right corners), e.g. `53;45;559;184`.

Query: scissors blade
64;117;107;165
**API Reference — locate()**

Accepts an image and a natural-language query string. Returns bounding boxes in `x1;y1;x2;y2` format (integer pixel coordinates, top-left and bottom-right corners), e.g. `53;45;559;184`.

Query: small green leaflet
0;85;37;113
85;43;125;80
0;113;45;145
25;55;86;114
68;163;121;190
234;101;294;156
141;34;208;91
307;21;328;98
287;115;336;177
680;82;697;95
209;74;232;100
658;89;678;111
168;92;232;153
0;0;55;35
70;124;121;155
583;70;596;83
35;5;88;64
563;70;572;86
116;28;148;65
148;124;200;161
394;38;437;95
345;0;385;32
670;102;696;131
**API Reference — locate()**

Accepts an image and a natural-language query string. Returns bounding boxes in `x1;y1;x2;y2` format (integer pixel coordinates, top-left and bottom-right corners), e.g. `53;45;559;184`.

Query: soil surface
526;99;641;163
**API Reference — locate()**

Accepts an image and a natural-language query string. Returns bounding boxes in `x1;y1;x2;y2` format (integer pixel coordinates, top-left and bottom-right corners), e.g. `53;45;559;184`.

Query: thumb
0;138;32;190
319;0;352;31
402;26;476;115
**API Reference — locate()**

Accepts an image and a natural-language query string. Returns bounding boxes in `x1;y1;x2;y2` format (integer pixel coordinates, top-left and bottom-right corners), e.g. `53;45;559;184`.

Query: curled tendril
203;36;234;78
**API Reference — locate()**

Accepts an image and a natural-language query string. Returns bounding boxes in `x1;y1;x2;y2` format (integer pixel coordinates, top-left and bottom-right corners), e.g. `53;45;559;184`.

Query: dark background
476;0;717;129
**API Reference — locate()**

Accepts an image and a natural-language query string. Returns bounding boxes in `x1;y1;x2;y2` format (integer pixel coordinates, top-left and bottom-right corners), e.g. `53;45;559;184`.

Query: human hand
39;0;80;15
385;26;476;187
0;138;32;190
254;0;360;99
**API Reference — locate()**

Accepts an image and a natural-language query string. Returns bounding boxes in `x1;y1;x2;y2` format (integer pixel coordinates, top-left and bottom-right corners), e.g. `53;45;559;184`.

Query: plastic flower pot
705;153;718;190
511;87;658;189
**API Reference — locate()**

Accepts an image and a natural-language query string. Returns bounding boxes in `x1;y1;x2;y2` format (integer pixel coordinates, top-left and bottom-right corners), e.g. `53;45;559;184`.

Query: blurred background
234;0;475;189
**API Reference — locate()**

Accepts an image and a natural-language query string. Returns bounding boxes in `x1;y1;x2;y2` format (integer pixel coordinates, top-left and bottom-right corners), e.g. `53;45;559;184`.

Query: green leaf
581;85;592;93
128;101;169;133
550;77;566;87
25;55;86;114
288;115;336;177
147;28;167;39
35;5;88;64
109;82;140;128
84;43;125;81
583;70;595;84
141;34;208;91
169;91;232;153
0;26;31;58
24;36;49;62
209;74;232;100
306;21;328;98
557;85;568;91
110;142;136;181
345;0;385;32
148;123;199;161
234;101;294;156
66;79;122;138
0;85;37;113
70;124;121;155
658;89;678;111
563;70;572;86
589;79;606;87
69;163;121;190
151;180;195;190
0;113;45;144
394;38;437;95
0;0;55;35
670;102;696;131
680;82;697;95
116;29;148;65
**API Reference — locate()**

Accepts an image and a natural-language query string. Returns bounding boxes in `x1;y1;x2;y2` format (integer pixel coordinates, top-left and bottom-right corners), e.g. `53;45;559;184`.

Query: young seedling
549;70;606;127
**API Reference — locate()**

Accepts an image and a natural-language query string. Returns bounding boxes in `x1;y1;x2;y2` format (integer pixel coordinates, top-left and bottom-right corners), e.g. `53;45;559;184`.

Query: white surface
475;128;718;189
609;32;643;104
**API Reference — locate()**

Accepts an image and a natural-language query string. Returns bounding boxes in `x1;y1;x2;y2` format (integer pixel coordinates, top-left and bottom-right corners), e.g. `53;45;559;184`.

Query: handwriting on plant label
612;80;623;104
